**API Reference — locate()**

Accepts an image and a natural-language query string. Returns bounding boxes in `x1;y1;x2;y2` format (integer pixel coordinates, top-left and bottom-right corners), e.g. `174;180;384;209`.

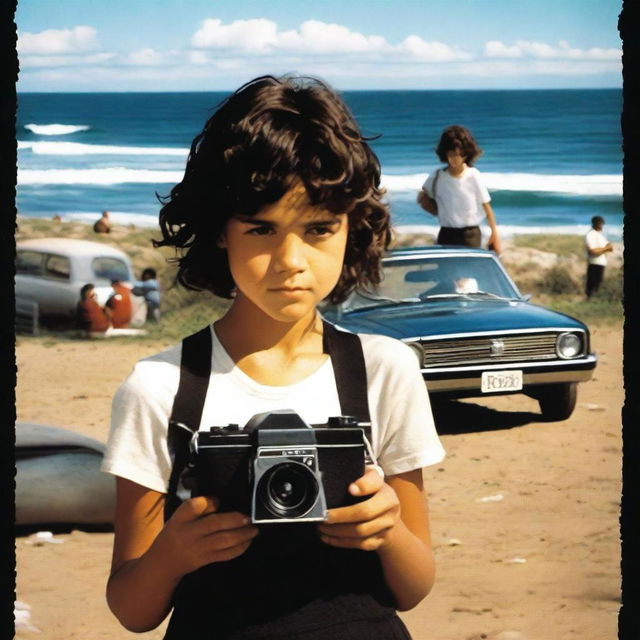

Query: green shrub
537;264;579;295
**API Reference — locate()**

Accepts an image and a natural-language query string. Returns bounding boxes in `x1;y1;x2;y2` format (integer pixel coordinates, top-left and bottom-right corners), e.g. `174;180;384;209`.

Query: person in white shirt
417;125;501;254
584;215;613;298
101;75;445;640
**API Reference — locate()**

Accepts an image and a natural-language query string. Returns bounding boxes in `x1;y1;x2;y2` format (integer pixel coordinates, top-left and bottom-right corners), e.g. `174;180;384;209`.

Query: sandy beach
14;326;622;640
13;220;623;640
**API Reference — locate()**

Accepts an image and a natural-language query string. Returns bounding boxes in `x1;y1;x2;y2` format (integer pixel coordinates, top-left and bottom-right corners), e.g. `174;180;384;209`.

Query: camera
184;410;371;524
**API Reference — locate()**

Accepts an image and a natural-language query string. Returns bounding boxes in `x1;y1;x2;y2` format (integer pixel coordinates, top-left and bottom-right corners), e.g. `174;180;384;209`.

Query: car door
15;250;76;316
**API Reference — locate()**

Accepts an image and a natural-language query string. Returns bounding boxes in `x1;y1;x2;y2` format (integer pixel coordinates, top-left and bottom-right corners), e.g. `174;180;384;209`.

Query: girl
102;75;446;640
417;124;502;254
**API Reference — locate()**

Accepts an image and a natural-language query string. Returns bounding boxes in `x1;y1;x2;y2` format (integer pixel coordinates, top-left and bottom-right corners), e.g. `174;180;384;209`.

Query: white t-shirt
585;228;609;266
422;166;490;228
101;326;446;493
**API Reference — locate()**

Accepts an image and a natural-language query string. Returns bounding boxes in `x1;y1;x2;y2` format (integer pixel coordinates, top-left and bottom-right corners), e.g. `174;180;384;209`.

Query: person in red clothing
105;280;133;328
76;284;110;335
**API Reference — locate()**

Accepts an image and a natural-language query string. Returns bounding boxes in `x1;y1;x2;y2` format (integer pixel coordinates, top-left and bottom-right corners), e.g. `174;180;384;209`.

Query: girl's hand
488;232;502;256
160;496;259;575
317;467;402;552
417;190;438;216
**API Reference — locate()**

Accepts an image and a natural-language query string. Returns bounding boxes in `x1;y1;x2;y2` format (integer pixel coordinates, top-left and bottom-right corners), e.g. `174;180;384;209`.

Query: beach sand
13;221;622;639
14;321;622;640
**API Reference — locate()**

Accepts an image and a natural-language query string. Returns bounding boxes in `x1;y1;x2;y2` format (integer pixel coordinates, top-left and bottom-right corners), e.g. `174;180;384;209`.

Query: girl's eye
246;225;273;236
307;225;334;237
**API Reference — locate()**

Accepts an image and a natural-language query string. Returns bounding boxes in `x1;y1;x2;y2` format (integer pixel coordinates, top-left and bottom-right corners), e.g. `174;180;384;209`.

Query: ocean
16;89;623;241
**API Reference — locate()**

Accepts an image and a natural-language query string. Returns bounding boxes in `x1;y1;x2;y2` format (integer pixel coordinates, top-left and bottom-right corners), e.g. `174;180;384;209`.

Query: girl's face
446;148;466;170
220;182;349;324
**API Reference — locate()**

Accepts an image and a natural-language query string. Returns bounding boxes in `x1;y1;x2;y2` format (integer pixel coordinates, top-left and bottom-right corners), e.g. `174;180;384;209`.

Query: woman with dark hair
417;124;501;253
102;75;445;640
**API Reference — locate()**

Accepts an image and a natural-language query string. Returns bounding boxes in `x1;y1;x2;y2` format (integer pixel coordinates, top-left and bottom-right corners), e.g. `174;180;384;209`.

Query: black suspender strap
170;326;213;431
321;320;371;424
165;325;212;520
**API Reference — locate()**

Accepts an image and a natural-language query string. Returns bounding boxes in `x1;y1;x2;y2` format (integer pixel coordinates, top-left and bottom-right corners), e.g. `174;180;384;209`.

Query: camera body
185;410;370;524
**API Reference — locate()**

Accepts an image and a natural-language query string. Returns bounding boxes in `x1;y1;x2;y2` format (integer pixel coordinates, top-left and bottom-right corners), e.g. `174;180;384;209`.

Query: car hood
326;298;587;339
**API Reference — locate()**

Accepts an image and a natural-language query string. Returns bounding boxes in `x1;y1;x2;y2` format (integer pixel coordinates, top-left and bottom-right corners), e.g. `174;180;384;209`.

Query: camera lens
259;462;319;518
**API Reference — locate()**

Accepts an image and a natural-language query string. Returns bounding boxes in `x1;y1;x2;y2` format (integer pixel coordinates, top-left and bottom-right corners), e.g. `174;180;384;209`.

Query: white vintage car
15;237;146;327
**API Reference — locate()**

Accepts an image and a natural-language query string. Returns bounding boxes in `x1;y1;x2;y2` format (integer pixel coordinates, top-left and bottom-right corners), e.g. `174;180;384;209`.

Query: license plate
481;370;523;393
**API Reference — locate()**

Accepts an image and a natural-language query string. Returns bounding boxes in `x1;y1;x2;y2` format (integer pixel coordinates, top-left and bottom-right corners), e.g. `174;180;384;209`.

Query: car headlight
406;341;425;367
556;332;583;358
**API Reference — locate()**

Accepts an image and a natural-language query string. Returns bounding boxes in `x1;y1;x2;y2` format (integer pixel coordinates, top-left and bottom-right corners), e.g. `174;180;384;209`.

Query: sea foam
18;168;184;185
18;140;188;156
24;124;90;136
18;167;623;197
381;172;622;197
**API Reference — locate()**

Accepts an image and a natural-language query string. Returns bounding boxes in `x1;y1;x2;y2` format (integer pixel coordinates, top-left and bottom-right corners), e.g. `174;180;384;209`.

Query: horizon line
17;85;622;95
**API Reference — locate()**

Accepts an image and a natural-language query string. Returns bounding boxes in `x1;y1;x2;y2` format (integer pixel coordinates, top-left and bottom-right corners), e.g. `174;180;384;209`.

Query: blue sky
15;0;622;92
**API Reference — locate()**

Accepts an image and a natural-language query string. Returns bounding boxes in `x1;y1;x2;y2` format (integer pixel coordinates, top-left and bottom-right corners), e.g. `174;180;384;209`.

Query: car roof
16;237;129;259
385;245;495;258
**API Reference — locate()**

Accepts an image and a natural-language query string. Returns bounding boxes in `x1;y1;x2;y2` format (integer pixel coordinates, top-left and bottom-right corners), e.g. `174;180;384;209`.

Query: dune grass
15;218;623;344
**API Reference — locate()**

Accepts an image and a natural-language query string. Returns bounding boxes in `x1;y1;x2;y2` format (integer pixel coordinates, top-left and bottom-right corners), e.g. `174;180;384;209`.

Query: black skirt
163;524;412;640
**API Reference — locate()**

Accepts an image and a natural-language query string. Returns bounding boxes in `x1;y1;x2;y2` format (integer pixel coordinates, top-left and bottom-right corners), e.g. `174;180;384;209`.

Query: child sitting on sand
101;74;445;640
76;283;110;335
417;125;501;254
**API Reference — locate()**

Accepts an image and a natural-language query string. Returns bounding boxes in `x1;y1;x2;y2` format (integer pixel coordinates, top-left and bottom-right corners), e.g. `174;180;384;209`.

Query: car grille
420;332;560;367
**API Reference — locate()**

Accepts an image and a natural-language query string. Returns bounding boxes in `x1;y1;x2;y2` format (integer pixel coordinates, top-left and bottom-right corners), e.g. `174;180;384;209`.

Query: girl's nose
274;233;306;273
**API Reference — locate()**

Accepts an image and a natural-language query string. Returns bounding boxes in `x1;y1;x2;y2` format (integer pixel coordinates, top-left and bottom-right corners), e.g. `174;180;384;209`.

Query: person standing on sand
417;125;501;254
94;210;111;233
101;74;445;640
585;215;613;298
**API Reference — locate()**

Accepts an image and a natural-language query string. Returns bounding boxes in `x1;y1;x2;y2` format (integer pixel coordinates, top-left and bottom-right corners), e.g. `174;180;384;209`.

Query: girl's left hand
317;467;401;552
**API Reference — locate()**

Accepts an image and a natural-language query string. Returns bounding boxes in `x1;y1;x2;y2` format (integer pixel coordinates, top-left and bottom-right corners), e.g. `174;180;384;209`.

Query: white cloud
484;39;621;61
127;48;184;67
397;35;471;62
484;41;523;58
191;18;279;52
20;52;117;69
16;18;621;90
18;26;99;55
276;20;388;54
190;18;469;62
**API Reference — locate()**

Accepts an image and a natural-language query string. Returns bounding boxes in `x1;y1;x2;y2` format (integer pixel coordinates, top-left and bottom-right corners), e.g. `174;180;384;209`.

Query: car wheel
536;382;577;421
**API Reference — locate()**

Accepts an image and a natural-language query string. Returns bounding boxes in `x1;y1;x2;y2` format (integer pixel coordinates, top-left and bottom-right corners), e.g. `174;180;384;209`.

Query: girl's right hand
160;496;259;575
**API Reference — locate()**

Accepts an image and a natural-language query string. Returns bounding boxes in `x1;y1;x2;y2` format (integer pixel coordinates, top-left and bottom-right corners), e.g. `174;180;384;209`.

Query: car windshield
341;254;521;312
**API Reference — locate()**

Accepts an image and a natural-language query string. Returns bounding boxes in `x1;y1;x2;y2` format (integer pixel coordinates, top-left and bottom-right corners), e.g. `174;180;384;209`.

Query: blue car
321;246;597;421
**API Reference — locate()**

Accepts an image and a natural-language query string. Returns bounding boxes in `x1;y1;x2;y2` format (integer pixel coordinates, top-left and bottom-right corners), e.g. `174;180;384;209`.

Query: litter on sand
476;493;505;503
503;557;527;564
582;403;605;411
25;531;64;546
15;600;40;633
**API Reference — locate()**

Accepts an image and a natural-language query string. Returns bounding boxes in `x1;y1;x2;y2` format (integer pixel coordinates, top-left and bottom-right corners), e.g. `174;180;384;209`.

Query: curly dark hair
435;125;483;166
154;75;391;304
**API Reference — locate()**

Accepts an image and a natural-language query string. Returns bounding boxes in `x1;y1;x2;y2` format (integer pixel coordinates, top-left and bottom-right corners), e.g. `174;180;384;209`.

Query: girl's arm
107;477;258;632
318;467;435;611
482;202;502;254
417;189;438;216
